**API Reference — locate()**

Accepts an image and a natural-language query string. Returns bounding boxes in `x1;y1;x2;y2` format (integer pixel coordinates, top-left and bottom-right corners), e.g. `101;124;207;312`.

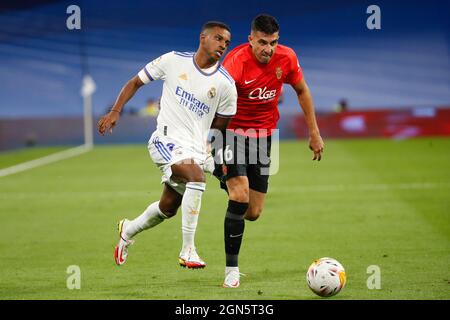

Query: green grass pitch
0;138;449;299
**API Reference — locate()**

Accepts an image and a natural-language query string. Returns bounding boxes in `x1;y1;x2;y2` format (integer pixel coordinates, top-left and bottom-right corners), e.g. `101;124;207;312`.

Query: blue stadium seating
0;0;448;118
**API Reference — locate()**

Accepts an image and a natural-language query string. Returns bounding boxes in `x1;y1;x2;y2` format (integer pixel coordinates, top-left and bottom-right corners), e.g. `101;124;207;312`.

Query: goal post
0;75;96;178
81;74;96;149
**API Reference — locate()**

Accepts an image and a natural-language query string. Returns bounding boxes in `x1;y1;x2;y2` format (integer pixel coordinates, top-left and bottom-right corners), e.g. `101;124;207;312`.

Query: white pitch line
0;144;92;178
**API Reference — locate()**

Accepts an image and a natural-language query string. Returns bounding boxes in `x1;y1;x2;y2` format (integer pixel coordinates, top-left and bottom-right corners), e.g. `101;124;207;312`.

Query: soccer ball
306;257;346;297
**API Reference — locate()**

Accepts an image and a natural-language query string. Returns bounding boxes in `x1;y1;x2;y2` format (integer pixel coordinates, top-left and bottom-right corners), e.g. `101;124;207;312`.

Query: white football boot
223;267;241;288
178;247;206;269
114;219;134;266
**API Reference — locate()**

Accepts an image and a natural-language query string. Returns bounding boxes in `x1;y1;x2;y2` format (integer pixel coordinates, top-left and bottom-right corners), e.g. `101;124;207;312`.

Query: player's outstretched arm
97;75;145;135
292;78;324;161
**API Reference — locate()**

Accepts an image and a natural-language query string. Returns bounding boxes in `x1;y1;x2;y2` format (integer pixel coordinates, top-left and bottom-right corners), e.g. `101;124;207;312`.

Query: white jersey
138;51;237;155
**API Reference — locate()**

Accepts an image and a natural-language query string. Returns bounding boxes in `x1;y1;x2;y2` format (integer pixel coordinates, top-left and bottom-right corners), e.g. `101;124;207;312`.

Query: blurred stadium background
0;0;449;300
0;0;449;150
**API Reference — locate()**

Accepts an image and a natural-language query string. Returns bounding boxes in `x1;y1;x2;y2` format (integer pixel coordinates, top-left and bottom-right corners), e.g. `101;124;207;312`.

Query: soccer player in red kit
214;14;324;287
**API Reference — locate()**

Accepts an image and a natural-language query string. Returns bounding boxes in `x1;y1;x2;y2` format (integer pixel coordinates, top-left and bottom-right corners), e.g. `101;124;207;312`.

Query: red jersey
222;43;303;137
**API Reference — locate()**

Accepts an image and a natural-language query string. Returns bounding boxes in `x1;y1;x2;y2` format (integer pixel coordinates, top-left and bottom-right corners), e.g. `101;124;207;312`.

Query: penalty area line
0;144;92;178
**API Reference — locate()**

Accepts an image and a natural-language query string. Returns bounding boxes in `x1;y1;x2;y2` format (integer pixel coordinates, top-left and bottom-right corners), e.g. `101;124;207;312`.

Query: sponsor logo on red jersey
248;87;277;100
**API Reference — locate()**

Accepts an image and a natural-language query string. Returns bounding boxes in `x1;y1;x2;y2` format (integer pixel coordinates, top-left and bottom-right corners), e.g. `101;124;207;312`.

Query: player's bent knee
227;177;249;202
172;163;206;183
183;165;206;183
228;186;249;203
245;206;263;221
188;171;206;183
245;213;259;221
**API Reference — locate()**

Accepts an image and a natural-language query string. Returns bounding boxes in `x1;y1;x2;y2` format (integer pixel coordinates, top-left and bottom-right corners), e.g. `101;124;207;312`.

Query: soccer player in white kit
97;22;237;269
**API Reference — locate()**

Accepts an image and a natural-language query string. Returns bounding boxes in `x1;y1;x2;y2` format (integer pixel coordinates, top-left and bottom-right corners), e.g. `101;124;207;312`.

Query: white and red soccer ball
306;257;347;297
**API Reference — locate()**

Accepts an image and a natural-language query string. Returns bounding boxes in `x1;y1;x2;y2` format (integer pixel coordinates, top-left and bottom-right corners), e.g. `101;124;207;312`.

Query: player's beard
207;54;218;64
208;49;221;64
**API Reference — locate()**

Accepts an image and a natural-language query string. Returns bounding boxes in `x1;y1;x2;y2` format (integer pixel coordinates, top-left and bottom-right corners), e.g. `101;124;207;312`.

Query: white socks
124;201;167;239
225;266;239;274
123;181;205;253
181;182;206;252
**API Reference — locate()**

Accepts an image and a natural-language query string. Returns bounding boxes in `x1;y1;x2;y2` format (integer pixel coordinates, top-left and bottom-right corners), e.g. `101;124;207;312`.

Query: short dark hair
201;21;231;33
251;14;279;34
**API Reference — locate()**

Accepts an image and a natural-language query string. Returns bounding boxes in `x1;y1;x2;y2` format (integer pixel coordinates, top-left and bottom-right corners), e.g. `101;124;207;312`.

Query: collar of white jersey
192;55;220;76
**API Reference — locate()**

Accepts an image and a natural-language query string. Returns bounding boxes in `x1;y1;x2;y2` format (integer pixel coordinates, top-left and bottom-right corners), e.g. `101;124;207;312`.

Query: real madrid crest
207;87;216;99
276;67;283;80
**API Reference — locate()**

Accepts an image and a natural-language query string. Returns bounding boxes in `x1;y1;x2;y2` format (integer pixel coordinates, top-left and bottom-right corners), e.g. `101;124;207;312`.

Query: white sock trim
186;181;206;192
156;204;169;219
225;266;239;273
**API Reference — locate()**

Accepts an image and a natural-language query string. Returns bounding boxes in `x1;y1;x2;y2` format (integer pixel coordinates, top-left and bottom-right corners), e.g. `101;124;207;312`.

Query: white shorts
148;131;214;194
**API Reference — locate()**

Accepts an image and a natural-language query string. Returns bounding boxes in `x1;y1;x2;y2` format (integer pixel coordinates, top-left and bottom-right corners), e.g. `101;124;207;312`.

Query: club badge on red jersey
276;67;283;80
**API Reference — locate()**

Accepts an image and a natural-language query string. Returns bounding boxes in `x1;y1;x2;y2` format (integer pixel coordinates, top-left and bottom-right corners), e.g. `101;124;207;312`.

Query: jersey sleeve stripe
144;67;154;81
174;51;194;57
